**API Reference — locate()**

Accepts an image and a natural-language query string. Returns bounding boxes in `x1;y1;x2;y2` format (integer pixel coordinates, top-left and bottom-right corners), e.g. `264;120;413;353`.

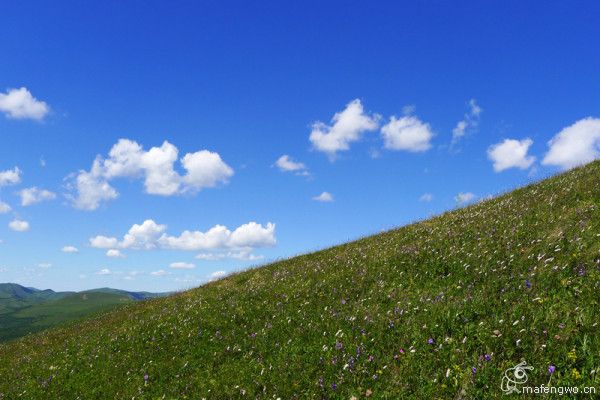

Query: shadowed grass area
0;161;599;399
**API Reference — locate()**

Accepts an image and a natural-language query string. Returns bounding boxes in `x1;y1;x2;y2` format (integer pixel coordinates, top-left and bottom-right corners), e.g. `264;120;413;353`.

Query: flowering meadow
0;161;599;399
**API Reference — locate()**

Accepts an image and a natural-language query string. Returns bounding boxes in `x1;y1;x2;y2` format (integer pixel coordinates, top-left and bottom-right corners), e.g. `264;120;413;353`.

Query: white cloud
196;249;263;261
542;117;600;170
89;235;119;249
309;99;379;158
381;115;433;152
61;245;79;253
67;166;119;211
312;192;334;202
170;262;196;269
274;155;309;175
37;263;52;269
67;139;234;210
150;269;169;276
120;219;166;250
452;99;482;145
455;192;476;205
106;249;124;258
0;201;11;214
487;138;535;172
181;150;235;193
90;220;276;252
0;87;49;120
419;193;433;202
0;167;21;187
96;268;112;275
19;187;56;206
9;219;29;232
208;270;227;280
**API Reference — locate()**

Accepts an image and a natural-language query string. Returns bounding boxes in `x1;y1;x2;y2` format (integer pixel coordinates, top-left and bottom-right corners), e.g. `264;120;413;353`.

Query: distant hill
0;161;599;399
0;283;167;342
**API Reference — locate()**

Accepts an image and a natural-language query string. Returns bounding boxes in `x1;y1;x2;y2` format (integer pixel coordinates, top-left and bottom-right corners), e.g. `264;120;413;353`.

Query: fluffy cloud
274;155;309;176
487;138;535;172
455;192;476;205
0;87;49;120
19;187;56;206
0;201;11;214
542;117;600;170
170;262;196;269
309;99;379;158
9;219;29;232
106;249;124;258
67;139;234;210
61;245;79;253
38;263;52;269
150;269;169;276
0;167;21;187
312;192;334;202
90;220;276;252
381;115;433;152
452;99;482;145
419;193;433;202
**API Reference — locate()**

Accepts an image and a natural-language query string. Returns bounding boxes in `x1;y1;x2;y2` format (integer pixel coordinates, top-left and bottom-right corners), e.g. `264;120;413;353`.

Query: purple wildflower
331;383;337;390
428;337;434;345
484;354;491;362
548;365;556;374
471;367;477;375
335;341;343;350
525;280;531;289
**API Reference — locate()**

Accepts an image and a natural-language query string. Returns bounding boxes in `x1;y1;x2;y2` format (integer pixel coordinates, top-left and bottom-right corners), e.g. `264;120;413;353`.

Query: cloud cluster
452;99;482;145
309;100;439;158
0;87;49;120
542;117;600;170
0;167;21;187
67;139;234;210
487;138;536;172
19;187;56;206
309;99;380;158
89;220;276;256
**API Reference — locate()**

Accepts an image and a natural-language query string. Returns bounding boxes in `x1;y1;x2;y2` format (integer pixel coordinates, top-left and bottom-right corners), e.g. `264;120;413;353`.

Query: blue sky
1;1;599;292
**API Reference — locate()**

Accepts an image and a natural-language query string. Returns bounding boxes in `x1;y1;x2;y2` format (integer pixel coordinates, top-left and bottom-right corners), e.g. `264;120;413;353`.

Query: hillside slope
0;284;166;342
1;162;599;399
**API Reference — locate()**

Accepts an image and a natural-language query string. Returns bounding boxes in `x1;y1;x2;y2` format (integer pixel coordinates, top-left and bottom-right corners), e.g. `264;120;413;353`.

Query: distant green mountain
0;283;167;342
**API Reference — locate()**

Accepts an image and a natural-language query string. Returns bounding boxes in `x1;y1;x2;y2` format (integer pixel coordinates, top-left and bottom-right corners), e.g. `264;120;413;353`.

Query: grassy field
0;161;598;399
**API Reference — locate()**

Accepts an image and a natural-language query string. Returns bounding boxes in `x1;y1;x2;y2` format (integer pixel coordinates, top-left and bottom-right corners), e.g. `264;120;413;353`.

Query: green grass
1;161;599;399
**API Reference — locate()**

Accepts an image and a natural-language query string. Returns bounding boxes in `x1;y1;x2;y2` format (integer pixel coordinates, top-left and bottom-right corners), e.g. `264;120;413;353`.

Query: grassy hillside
1;161;599;399
0;285;166;342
